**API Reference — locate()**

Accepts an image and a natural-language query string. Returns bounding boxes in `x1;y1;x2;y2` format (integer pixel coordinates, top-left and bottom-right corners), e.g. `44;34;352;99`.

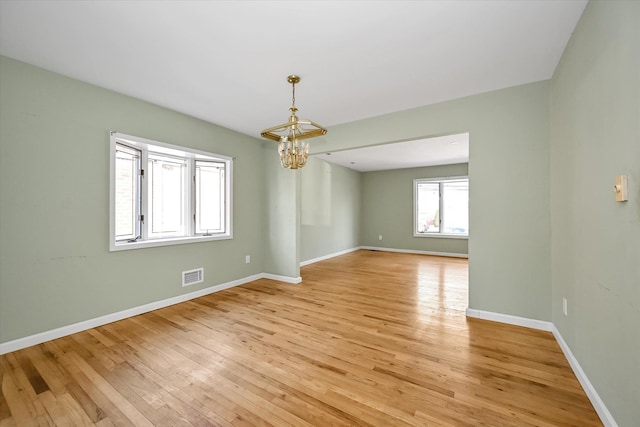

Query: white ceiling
0;0;586;171
316;132;469;172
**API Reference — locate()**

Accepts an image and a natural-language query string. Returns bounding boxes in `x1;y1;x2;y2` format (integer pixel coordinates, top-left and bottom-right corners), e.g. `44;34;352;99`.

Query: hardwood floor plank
39;391;95;427
0;251;602;426
1;368;33;425
1;355;53;426
65;381;107;424
65;351;154;426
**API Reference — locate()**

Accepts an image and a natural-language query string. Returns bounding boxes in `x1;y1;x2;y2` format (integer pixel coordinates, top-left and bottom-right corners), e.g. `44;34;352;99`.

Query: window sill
110;234;232;252
413;233;468;240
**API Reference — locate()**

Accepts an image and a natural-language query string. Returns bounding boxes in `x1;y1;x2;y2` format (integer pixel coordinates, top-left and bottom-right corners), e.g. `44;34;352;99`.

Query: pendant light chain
291;80;296;109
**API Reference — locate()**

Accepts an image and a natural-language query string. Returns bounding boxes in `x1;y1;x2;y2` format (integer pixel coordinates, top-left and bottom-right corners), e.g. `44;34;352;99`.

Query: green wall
0;56;266;342
263;143;302;280
300;157;361;263
361;163;468;255
321;81;552;321
550;1;640;424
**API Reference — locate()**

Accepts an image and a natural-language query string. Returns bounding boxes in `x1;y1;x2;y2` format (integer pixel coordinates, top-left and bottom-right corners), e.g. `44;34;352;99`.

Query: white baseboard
465;308;553;331
361;246;468;258
299;246;467;268
262;273;302;284
466;308;617;427
0;273;263;355
551;325;618;427
300;247;360;266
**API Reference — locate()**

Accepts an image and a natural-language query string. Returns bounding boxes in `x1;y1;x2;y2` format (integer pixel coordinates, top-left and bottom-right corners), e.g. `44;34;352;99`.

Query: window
414;177;468;237
110;132;232;251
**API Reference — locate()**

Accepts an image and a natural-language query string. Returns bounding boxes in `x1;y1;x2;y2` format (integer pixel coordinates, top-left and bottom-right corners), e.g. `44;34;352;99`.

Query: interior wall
550;1;640;424
360;163;469;254
318;81;551;321
263;144;301;280
300;157;361;263
0;56;266;343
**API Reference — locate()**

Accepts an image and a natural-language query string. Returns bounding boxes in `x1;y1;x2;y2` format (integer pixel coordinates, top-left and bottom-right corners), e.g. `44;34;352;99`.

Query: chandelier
260;75;327;169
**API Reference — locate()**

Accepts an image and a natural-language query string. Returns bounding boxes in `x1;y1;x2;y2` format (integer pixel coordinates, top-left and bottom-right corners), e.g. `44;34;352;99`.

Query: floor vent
182;268;204;287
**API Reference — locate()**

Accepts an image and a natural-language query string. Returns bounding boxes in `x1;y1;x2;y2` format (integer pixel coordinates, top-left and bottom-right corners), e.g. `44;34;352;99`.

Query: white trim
111;234;232;251
465;308;553;331
300;247;360;266
0;273;261;355
361;246;468;259
413;233;468;240
465;308;617;427
262;274;302;284
551;325;618;427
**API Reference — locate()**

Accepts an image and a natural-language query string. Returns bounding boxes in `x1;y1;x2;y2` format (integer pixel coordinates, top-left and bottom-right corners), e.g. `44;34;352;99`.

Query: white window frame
109;131;233;251
413;176;468;239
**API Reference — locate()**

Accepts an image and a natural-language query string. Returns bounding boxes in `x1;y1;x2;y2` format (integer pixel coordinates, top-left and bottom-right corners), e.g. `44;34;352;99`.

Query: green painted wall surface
300;157;361;262
550;1;640;424
0;56;265;343
320;81;551;321
263;144;300;279
361;163;468;255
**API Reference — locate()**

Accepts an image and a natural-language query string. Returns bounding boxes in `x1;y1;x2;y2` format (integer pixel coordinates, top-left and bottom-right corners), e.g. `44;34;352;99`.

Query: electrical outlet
378;235;383;241
245;255;251;264
562;298;568;316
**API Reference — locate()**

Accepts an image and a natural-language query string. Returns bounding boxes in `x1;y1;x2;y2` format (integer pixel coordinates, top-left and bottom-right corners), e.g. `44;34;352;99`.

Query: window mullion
188;159;195;237
140;149;149;241
221;167;226;233
134;154;142;240
439;182;443;234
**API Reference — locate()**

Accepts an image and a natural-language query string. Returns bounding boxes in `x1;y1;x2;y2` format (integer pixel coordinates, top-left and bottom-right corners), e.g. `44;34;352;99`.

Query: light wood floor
1;250;602;426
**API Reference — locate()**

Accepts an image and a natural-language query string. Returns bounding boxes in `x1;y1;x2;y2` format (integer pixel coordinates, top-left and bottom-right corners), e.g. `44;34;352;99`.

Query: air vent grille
182;268;204;287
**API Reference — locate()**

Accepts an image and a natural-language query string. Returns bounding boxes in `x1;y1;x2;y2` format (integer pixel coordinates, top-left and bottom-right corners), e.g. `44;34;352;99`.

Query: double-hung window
110;132;232;251
414;177;468;238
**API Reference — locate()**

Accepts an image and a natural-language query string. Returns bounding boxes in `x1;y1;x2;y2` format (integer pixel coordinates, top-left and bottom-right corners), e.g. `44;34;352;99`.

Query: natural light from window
414;177;468;237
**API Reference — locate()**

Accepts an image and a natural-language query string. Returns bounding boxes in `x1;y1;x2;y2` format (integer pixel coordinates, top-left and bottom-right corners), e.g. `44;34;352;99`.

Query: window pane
442;180;468;234
114;144;140;241
148;154;186;238
416;182;440;233
195;161;225;234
